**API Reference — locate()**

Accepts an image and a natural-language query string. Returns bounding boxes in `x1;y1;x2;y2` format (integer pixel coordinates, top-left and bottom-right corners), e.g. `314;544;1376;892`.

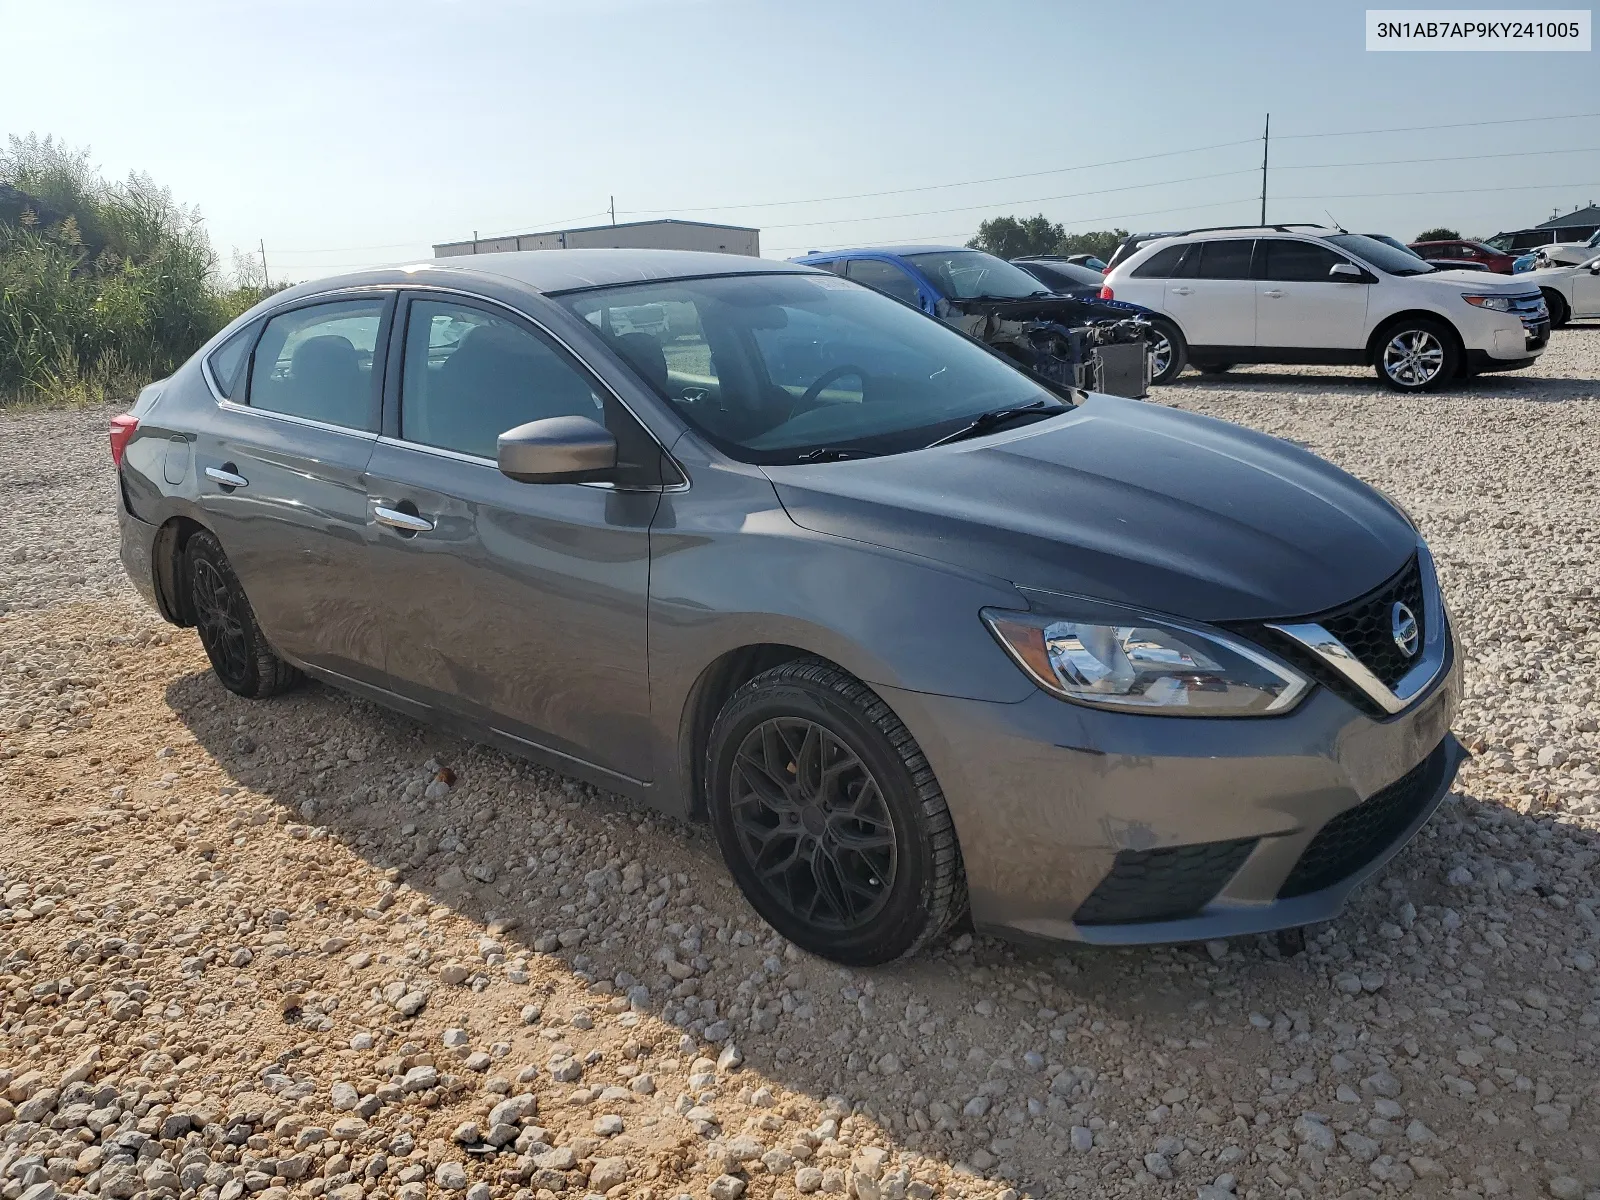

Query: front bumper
879;641;1463;945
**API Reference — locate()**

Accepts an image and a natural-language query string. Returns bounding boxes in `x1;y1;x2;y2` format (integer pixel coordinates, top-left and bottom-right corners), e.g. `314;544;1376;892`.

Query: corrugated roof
1534;205;1600;230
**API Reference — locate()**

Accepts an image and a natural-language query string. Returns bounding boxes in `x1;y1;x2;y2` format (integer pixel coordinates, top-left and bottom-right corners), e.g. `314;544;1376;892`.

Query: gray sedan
114;249;1462;965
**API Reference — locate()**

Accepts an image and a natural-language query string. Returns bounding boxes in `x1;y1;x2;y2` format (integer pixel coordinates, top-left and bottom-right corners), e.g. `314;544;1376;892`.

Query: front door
363;294;659;782
1162;238;1257;349
1571;262;1600;317
197;294;391;682
1254;238;1371;350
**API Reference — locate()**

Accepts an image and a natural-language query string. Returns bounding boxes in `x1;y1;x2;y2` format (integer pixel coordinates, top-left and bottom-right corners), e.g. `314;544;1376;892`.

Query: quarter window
206;322;258;399
247;300;383;429
845;259;924;306
1130;244;1190;278
400;299;604;459
1259;240;1350;282
1193;240;1255;280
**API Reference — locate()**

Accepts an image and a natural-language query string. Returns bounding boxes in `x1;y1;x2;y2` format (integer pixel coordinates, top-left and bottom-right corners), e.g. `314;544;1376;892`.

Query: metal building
434;218;760;258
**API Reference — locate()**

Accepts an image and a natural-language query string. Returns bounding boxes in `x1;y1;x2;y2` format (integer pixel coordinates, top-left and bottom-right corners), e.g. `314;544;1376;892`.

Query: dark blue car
790;246;1155;397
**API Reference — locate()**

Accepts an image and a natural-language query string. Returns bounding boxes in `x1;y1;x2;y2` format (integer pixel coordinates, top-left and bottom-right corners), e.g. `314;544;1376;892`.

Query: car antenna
1324;210;1347;233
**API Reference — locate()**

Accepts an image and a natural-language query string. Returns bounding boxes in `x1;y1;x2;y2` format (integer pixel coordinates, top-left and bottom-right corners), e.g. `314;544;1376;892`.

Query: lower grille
1074;837;1257;925
1277;741;1445;899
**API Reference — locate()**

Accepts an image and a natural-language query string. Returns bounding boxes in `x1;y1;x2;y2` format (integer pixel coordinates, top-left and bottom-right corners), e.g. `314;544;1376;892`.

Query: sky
2;0;1597;282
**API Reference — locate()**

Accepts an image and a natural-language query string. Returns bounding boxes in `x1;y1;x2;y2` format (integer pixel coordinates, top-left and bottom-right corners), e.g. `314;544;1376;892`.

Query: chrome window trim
214;397;380;441
1268;542;1448;716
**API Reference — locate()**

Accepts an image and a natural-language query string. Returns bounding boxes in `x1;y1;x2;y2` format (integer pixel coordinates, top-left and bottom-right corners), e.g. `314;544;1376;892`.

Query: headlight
983;606;1308;716
1461;293;1513;311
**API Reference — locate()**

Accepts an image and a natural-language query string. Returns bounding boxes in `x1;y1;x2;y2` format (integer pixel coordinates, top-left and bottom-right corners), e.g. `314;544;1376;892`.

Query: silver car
114;249;1462;965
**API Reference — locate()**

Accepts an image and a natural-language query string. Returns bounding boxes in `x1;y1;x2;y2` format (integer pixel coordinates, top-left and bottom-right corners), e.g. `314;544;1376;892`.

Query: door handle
205;466;248;489
1263;288;1285;298
373;505;434;534
1170;286;1193;296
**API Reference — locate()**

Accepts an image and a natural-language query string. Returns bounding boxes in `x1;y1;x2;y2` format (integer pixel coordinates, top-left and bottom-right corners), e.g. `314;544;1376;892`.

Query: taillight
109;414;139;467
1099;285;1114;300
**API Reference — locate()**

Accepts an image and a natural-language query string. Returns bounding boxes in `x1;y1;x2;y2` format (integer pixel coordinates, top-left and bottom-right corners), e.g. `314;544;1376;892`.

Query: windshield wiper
793;446;874;462
924;398;1067;448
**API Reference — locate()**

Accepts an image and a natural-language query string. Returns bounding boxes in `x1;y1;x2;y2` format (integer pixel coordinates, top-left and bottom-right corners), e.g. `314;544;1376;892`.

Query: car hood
1412;268;1535;292
764;394;1417;622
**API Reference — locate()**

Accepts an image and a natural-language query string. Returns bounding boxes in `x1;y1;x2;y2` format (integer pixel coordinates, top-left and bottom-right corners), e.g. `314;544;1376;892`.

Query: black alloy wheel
706;660;966;965
184;531;302;699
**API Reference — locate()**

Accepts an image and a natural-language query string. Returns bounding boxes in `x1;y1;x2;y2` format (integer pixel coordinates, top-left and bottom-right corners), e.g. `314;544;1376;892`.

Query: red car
1408;239;1518;273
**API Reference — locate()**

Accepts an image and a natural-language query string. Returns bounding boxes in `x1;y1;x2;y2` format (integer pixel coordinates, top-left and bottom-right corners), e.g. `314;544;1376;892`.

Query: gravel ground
0;328;1597;1200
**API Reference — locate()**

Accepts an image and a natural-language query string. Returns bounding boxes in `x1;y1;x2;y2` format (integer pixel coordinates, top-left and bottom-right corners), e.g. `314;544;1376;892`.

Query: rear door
197;293;392;682
1254;238;1370;350
361;292;660;782
1161;239;1257;348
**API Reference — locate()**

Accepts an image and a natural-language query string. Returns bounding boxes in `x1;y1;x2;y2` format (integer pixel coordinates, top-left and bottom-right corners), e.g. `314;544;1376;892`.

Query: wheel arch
1364;309;1464;365
151;514;212;627
1539;287;1570;326
677;643;844;820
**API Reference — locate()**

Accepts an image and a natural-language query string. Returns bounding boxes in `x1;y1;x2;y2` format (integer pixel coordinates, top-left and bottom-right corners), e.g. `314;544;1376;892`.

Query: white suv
1102;225;1551;391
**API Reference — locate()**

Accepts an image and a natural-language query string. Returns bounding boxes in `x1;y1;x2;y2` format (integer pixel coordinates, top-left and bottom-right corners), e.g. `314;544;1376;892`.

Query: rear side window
1194;240;1255;280
206;322;258;399
1259;240;1349;282
400;299;604;459
845;259;923;306
247;300;384;430
1130;244;1189;278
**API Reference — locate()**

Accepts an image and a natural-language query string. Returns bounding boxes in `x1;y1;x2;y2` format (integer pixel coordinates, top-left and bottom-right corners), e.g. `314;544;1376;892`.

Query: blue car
1512;252;1541;273
790;245;1155;397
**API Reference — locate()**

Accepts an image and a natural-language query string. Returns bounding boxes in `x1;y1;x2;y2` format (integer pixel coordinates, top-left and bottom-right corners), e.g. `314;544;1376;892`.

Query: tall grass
0;134;277;409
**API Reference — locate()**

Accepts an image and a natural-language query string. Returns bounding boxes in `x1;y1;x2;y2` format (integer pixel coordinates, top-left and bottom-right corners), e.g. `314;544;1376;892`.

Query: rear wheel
184;531;302;698
1146;319;1187;385
705;660;966;965
1374;318;1460;393
1542;288;1570;329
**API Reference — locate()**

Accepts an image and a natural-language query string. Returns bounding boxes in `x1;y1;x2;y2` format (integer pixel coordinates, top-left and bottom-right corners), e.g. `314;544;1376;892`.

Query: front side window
844;259;923;306
1194;240;1255;280
902;250;1049;300
1259;240;1350;282
400;299;603;459
248;300;384;429
556;273;1055;465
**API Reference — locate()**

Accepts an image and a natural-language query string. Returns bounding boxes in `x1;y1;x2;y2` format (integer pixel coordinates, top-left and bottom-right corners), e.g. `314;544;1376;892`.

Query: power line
1277;145;1600;170
1274;180;1600;201
763;169;1260;231
614;138;1260;217
1275;110;1600;140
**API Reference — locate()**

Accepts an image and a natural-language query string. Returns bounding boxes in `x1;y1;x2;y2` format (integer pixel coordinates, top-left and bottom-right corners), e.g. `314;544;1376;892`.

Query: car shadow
158;652;1584;1193
1157;365;1599;401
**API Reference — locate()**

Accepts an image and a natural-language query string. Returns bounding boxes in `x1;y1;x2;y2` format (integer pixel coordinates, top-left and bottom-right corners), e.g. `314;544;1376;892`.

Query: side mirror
1329;262;1365;281
498;415;616;484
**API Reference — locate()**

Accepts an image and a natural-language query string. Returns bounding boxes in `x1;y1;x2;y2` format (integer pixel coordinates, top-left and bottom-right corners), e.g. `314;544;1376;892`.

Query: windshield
903;250;1051;299
557;272;1057;465
1326;233;1436;276
1365;234;1424;260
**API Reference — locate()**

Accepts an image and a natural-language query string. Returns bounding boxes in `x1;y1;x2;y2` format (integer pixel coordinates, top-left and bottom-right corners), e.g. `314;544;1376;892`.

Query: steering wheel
799;364;869;408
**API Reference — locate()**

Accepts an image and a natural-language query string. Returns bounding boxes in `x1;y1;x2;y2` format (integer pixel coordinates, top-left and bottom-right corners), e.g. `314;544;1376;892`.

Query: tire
1542;289;1570;329
1373;318;1461;393
183;531;303;699
705;659;967;965
1196;362;1235;375
1145;319;1187;385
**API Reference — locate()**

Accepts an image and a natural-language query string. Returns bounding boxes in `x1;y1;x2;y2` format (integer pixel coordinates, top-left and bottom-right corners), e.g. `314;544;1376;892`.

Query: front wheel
705;660;967;965
184;531;303;699
1146;320;1187;385
1542;288;1570;329
1374;319;1460;392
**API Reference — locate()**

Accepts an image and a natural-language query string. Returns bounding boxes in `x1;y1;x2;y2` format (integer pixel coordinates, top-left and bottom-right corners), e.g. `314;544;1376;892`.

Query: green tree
1054;228;1128;263
1414;226;1460;242
968;214;1065;259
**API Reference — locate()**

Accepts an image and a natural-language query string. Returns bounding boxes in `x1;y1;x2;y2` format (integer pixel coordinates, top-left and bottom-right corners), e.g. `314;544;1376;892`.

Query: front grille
1074;837;1257;925
1277;740;1445;899
1317;556;1425;689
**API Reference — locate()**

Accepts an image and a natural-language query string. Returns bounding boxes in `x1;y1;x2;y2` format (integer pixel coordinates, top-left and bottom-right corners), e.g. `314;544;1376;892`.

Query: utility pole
1260;113;1270;226
259;239;269;289
610;195;616;226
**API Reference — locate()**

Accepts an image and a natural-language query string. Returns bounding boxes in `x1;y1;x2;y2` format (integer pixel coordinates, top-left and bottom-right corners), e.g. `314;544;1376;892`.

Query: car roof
286;249;819;297
792;245;970;261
